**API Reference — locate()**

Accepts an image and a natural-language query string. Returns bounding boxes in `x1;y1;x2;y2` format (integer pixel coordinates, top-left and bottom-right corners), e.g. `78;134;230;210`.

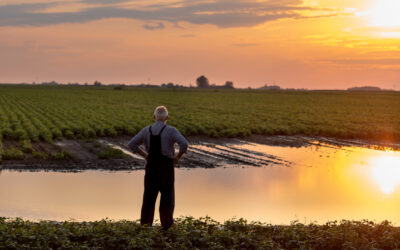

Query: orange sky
0;0;399;89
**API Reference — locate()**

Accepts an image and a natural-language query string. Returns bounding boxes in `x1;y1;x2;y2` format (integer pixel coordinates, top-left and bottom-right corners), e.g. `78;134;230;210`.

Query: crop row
0;85;399;145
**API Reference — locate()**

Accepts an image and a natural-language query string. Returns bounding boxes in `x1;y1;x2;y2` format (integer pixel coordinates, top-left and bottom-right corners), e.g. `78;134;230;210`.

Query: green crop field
0;84;399;146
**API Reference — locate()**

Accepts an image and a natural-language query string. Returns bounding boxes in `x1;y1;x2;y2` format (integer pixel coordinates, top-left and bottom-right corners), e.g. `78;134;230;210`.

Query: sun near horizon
0;0;399;90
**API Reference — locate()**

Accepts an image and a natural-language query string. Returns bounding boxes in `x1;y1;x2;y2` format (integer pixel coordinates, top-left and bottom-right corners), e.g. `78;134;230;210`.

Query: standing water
1;140;400;224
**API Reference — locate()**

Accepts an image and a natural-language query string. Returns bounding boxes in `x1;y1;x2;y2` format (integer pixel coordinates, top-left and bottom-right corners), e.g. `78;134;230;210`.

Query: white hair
154;106;168;120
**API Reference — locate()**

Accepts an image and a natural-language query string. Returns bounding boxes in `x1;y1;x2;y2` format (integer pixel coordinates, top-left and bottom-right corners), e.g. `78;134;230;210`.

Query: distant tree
113;84;125;90
196;75;210;88
41;81;58;85
166;82;174;88
259;84;281;90
347;86;381;91
93;81;102;86
224;81;234;89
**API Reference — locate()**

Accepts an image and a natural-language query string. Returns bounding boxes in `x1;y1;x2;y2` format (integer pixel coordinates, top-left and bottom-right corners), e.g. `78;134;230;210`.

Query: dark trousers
140;157;175;229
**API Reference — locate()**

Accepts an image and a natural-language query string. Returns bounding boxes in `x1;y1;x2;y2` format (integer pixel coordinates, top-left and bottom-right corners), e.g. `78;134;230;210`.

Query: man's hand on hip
173;156;179;166
138;149;148;159
173;152;185;166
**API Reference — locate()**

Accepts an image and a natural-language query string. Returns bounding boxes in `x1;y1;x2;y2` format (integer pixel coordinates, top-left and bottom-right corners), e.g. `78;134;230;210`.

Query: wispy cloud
80;0;132;4
317;58;400;69
0;0;340;28
143;22;164;30
322;58;400;65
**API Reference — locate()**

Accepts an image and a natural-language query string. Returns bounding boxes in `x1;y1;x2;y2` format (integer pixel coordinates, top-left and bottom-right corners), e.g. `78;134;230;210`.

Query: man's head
153;106;168;122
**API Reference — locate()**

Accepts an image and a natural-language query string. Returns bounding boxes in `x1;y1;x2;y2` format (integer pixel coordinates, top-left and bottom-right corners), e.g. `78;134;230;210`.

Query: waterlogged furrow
190;144;273;167
205;144;282;166
226;144;285;160
97;138;289;169
190;145;258;166
187;147;228;161
214;144;292;166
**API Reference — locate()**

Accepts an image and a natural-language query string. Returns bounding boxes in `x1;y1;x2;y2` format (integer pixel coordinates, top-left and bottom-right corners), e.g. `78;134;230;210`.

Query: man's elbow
180;142;189;154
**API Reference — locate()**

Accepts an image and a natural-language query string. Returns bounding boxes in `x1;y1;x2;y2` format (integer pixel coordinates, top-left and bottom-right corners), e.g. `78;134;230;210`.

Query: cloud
323;58;400;65
0;0;338;28
317;58;400;69
80;0;131;3
143;22;164;30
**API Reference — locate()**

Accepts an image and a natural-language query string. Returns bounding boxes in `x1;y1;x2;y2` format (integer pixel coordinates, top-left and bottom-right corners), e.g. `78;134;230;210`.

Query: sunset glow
369;0;400;27
0;0;399;89
370;156;400;195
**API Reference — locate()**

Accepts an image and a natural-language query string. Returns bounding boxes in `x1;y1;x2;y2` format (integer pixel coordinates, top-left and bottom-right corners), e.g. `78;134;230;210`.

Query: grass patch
32;151;49;160
97;146;128;159
50;150;73;160
19;139;33;153
2;147;25;160
0;217;399;249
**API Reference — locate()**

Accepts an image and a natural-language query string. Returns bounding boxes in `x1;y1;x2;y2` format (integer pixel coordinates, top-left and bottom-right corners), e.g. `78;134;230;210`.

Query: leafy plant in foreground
0;217;400;249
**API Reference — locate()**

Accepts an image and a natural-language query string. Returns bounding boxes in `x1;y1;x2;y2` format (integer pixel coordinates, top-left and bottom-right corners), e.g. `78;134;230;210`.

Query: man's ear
165;116;169;121
153;115;156;120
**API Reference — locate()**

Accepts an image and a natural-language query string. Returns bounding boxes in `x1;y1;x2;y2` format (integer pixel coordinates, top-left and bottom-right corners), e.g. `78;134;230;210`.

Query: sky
0;0;399;89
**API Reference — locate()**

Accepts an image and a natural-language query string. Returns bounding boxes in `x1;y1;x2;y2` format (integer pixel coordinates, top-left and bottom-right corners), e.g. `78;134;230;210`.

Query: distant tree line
161;82;185;88
196;75;234;89
13;79;395;92
256;84;308;91
347;86;382;91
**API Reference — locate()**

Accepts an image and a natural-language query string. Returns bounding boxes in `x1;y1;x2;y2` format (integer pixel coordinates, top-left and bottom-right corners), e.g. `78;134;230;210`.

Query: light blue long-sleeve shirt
128;121;189;158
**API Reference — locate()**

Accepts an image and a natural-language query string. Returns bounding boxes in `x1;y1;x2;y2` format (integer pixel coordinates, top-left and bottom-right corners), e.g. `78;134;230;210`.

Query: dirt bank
0;135;399;172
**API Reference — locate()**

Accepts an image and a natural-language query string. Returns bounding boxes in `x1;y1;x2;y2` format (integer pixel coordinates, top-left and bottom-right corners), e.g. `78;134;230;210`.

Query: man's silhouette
128;106;188;230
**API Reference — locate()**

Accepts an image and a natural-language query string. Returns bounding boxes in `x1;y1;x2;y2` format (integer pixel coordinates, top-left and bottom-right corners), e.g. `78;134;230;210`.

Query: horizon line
0;82;398;92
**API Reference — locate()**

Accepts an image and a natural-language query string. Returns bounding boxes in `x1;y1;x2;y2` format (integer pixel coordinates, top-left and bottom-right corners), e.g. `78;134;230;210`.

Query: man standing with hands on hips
128;106;189;230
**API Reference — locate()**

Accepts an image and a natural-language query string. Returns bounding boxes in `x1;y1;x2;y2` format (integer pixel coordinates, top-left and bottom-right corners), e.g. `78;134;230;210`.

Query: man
128;106;189;230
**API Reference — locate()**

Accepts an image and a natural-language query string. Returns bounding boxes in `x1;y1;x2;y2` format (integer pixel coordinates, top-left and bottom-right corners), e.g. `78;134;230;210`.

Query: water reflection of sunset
1;142;400;224
370;156;400;195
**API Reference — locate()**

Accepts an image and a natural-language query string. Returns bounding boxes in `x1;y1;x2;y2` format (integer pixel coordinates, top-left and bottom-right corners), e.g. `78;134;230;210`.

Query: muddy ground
1;135;399;172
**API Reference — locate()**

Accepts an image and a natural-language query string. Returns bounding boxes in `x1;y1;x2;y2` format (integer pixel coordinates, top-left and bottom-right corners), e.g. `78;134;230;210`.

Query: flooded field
1;138;400;224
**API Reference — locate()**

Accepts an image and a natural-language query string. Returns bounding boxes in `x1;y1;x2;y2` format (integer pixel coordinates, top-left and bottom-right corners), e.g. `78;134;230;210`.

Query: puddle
1;141;400;224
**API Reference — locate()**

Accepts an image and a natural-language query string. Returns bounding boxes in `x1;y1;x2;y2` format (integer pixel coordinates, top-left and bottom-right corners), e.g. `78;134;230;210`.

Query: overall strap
149;124;167;135
159;124;167;135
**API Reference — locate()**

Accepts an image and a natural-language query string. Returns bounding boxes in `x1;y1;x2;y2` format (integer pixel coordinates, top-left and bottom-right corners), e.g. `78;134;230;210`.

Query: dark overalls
140;124;175;230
